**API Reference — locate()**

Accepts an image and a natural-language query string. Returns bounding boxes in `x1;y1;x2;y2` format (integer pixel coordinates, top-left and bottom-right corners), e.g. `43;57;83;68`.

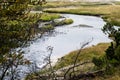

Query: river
23;14;112;67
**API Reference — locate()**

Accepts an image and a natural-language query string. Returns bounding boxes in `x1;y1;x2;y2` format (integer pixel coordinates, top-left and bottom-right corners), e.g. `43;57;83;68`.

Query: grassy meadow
44;2;120;26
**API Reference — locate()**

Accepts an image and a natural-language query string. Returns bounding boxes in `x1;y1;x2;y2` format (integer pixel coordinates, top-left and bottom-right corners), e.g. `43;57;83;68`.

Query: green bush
93;23;120;72
92;57;105;69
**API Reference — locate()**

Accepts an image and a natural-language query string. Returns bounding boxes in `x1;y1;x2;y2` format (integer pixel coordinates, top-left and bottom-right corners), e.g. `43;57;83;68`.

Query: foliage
0;0;45;79
92;56;105;69
93;23;120;71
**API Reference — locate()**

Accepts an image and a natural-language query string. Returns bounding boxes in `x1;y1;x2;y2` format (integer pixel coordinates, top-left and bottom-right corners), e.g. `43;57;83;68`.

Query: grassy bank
28;13;61;22
42;1;111;8
25;43;110;80
54;43;110;70
43;1;81;8
45;4;120;26
26;13;62;33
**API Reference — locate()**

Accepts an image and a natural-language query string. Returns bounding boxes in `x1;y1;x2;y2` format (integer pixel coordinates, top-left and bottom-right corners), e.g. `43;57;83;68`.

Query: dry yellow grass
45;5;120;26
55;43;110;69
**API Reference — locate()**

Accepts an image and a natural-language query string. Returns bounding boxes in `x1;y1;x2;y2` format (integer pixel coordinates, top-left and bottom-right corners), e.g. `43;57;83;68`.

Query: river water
23;14;112;67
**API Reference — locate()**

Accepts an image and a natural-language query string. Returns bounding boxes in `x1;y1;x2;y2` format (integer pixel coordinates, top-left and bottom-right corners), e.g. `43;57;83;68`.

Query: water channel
23;14;112;67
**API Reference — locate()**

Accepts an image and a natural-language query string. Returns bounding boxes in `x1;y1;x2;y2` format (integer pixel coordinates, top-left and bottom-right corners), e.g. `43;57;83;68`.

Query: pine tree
0;0;45;79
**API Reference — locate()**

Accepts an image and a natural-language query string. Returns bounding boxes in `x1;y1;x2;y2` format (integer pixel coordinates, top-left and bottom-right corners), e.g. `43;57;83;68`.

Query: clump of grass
63;19;73;24
54;43;110;70
54;19;73;26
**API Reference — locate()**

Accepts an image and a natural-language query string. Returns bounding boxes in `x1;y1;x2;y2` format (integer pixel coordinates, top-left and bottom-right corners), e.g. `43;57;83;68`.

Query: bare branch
64;39;93;79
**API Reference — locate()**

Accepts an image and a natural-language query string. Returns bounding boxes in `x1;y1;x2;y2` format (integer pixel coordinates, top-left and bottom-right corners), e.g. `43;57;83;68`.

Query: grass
54;43;110;70
25;43;110;80
28;13;61;22
26;13;62;33
40;13;61;21
27;13;73;32
54;18;73;26
45;4;120;26
26;2;120;79
42;1;81;8
42;1;111;8
113;1;120;5
93;66;120;80
63;19;73;24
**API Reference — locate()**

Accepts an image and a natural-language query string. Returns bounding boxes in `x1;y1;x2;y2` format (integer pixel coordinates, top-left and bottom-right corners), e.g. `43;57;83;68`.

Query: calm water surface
23;14;112;67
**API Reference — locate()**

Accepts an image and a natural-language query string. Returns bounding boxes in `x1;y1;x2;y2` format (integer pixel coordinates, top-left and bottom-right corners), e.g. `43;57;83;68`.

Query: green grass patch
28;13;61;22
40;13;61;21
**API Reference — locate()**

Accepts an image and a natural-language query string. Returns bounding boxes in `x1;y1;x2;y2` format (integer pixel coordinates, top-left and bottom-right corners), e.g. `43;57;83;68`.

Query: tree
93;22;120;70
0;0;45;79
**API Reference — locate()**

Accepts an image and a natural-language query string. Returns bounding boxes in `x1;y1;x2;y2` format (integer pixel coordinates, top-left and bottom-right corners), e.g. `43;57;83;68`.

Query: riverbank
44;4;120;26
28;12;73;32
54;43;110;70
26;43;115;80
